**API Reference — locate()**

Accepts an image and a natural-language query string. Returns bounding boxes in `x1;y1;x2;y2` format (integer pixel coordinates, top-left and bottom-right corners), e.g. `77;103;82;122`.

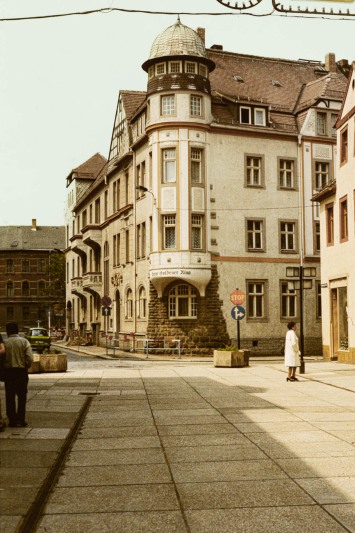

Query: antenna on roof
176;14;181;24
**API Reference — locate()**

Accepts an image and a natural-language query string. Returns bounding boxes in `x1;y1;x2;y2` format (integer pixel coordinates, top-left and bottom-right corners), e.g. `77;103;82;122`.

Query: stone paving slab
232;421;316;433
276;456;355;478
297;477;355;505
78;425;158;439
184;506;349;533
324;504;355;531
72;435;161;450
247;430;341;445
0;488;36;515
36;511;187;532
0;467;50;488
0;450;58;467
0;439;62;451
165;444;267;463
45;484;180;514
218;408;301;422
157;423;235;436
177;479;314;509
67;448;165;466
253;440;355;459
159;433;250;447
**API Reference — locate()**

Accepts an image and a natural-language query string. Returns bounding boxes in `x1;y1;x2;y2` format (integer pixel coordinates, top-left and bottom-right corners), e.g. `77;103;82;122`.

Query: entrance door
331;289;338;359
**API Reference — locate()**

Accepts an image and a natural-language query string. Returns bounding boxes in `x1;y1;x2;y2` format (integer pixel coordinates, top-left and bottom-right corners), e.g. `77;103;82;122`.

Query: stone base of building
322;345;355;363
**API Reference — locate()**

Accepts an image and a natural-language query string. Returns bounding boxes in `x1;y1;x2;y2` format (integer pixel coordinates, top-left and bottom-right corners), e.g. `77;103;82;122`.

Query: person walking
285;321;301;382
3;322;33;427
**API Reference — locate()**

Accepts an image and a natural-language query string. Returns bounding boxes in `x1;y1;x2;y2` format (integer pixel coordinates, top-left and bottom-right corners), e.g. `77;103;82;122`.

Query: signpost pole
237;320;240;350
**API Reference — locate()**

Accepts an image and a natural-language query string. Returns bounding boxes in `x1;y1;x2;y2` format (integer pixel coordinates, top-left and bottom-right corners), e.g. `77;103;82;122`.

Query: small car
25;328;51;353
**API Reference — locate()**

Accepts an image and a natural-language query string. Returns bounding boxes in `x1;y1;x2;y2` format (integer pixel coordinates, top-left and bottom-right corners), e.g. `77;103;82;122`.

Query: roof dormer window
169;61;181;73
199;64;208;78
186;61;197;74
240;106;267;127
272;80;282;87
255;108;266;126
240;107;251;124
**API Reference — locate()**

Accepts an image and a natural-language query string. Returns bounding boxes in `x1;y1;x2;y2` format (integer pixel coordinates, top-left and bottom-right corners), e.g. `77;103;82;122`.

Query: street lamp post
286;266;316;374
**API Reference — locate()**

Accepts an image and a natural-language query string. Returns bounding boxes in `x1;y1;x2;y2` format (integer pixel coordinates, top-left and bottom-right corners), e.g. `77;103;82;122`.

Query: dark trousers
4;368;29;424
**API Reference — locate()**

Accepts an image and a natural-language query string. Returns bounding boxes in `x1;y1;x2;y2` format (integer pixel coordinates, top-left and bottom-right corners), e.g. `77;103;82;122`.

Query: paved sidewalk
1;360;355;532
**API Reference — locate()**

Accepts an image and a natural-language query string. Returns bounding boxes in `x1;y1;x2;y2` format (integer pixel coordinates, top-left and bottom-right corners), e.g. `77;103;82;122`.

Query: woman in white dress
284;321;301;381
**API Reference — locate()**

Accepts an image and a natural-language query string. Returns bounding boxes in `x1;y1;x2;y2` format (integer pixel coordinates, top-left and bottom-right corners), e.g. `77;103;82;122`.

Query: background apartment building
65;19;348;354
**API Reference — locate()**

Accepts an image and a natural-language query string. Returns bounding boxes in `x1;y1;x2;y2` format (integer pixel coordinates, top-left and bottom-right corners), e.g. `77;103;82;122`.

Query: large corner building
65;19;349;354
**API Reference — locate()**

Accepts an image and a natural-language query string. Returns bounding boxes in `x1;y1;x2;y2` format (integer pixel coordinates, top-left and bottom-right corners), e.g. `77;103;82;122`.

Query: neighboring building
0;219;66;331
312;63;355;363
65;19;349;354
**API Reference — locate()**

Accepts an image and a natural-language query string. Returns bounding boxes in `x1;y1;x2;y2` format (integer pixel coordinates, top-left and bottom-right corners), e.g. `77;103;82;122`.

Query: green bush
216;346;240;352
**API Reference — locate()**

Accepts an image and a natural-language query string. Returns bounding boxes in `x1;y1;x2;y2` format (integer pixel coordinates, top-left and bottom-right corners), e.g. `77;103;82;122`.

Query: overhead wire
1;6;355;22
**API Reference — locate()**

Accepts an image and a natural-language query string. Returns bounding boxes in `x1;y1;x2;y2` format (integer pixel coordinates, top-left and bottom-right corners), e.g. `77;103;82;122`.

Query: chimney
196;27;205;46
31;218;37;231
211;44;223;51
325;53;336;73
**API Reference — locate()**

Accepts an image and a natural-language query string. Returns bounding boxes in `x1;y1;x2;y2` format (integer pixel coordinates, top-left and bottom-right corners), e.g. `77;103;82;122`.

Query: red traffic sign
101;295;112;307
230;290;245;305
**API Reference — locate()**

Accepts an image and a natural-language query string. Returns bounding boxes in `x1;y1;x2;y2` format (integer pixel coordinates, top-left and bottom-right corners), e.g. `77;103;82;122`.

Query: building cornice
311;180;336;203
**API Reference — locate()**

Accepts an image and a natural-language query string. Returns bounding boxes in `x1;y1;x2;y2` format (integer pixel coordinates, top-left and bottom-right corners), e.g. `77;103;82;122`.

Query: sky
1;0;354;227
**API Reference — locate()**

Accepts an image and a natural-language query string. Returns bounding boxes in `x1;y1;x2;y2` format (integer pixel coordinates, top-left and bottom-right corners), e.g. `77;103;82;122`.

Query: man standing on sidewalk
3;322;33;427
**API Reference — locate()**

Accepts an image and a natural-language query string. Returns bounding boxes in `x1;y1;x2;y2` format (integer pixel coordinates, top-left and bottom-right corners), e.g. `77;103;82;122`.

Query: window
126;288;133;319
316;282;322;319
254;108;265;126
162;148;176;183
125;172;129;205
314;161;330;190
161;95;175;116
191;215;203;249
340;196;348;243
190;95;202;116
125;229;130;263
169;61;181;73
94;198;100;224
22;281;30;297
136;222;146;259
156;63;165;75
104;191;108;219
22;259;30;273
326;203;334;246
340;127;348;164
199;64;207;77
191;148;202;183
7;281;14;297
38;281;46;296
240;107;251;124
331;113;338;136
169;284;197;318
186;61;197;74
7;307;14;321
82;209;87;228
316;112;327;135
245;156;263;187
163;215;176;249
247;220;264;251
279;159;295;189
314;221;320;254
280;221;297;252
281;281;297;319
22;306;30;321
247;281;266;318
6;259;14;273
138;286;147;318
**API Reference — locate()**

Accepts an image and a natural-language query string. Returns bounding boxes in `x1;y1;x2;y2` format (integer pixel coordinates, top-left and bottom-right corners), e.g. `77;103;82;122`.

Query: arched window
126;288;133;319
22;281;30;296
138;286;147;318
169;284;197;318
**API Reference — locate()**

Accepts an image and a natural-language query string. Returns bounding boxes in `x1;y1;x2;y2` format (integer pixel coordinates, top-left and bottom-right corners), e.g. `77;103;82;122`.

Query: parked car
25;328;51;353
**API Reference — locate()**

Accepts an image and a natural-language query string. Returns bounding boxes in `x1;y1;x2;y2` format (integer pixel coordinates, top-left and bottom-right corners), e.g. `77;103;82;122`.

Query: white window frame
156;62;166;75
314;161;329;190
240;106;251;124
169;61;181;74
280;221;297;252
125;288;133;319
247;219;264;251
191;214;203;250
190;95;202;117
246;156;262;187
162;148;176;183
279;159;295;189
247;281;266;319
186;61;197;74
254;108;266;126
191;148;202;184
281;281;297;319
169;284;197;319
163;214;176;249
161;95;175;116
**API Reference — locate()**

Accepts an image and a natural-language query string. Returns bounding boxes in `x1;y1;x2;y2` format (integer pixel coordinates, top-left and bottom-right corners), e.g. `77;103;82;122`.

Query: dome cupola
148;17;206;61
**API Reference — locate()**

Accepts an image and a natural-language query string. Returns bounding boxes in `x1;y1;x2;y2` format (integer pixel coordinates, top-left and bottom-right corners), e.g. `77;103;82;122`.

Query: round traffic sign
101;295;112;307
231;305;246;321
230;290;245;305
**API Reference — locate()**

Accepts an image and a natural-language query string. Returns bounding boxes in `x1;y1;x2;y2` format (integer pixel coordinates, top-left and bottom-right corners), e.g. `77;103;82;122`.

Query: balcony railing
82;272;102;293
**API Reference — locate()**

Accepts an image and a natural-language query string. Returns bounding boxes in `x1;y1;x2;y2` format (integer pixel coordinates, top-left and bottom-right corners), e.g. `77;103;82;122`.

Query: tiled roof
71;153;107;179
0;225;65;251
207;50;346;113
75;161;109;207
296;72;347;112
121;91;146;121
